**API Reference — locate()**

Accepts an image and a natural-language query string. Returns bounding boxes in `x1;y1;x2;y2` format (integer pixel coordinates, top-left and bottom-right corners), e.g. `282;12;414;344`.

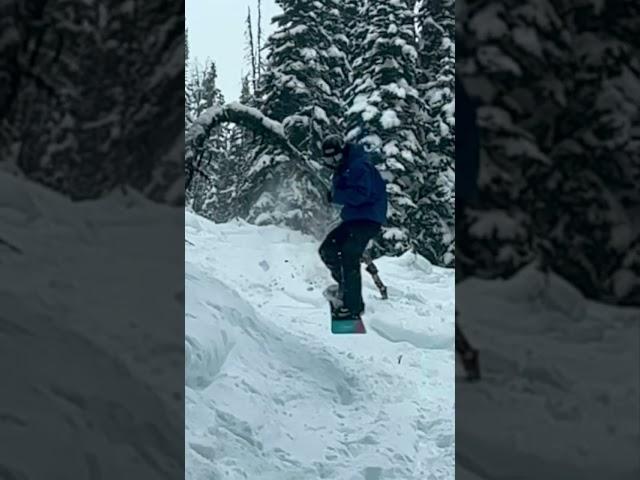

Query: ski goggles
322;148;341;157
321;153;342;167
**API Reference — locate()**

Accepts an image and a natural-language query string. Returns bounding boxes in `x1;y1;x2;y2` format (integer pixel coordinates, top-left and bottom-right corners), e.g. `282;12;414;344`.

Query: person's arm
333;164;373;206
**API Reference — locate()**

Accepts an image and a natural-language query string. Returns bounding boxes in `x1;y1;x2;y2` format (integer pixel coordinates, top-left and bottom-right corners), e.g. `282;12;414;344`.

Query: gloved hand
326;189;333;203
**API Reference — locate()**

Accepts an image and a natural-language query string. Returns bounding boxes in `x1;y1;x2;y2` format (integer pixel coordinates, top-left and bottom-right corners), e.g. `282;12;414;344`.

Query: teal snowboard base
331;315;367;334
323;285;366;334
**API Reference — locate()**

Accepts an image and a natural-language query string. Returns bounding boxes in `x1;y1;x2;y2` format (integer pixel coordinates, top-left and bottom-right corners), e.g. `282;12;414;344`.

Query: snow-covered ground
186;210;640;480
6;171;637;479
457;266;640;480
0;172;183;478
185;211;456;480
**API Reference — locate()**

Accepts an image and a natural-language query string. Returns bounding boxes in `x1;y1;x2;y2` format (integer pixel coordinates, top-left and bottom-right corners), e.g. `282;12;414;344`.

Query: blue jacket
331;143;387;225
455;76;480;204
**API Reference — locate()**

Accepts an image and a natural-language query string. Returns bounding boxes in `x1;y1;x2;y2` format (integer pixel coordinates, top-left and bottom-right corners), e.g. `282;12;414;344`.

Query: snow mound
489;263;588;319
457;267;640;479
1;172;184;478
185;212;455;480
394;249;434;274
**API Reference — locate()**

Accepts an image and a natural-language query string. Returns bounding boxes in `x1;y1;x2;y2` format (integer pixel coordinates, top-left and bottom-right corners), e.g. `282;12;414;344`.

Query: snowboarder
456;75;481;381
318;134;388;320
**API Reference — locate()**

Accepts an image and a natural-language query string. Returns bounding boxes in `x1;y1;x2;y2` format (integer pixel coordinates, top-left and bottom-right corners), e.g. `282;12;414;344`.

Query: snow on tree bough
185;102;328;193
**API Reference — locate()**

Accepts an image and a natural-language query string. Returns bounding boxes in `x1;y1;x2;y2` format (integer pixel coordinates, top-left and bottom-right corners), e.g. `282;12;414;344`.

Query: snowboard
322;285;366;334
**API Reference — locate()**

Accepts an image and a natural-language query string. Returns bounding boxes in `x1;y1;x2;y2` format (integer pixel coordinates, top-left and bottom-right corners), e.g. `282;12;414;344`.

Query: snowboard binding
322;285;366;334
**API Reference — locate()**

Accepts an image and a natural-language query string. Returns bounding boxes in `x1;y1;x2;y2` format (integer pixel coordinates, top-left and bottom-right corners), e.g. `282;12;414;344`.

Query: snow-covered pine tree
341;0;364;63
417;0;455;154
457;0;640;304
186;61;227;215
344;0;429;257
413;0;456;265
235;0;347;235
322;0;353;102
185;27;192;127
257;0;264;86
542;0;640;301
245;7;258;92
456;0;568;278
212;76;256;222
3;1;183;203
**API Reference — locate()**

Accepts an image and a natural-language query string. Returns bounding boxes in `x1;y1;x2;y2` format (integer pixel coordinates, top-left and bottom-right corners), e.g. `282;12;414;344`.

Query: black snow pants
319;220;381;314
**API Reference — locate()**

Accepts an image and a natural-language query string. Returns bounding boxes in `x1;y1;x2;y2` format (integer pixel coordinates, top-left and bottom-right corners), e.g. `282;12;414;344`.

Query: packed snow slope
0;173;183;478
457;266;640;480
185;211;456;480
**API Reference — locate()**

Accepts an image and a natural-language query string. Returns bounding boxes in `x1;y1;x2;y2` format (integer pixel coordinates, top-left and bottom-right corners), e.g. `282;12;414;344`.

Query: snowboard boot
324;284;344;307
333;306;361;320
325;285;365;317
334;299;366;319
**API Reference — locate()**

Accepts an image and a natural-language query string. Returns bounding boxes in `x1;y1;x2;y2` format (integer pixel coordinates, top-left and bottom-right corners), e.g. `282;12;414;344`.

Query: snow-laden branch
187;102;300;161
185;102;327;190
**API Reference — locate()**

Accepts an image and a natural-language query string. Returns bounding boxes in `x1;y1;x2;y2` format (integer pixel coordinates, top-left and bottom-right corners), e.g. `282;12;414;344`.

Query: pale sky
186;0;282;102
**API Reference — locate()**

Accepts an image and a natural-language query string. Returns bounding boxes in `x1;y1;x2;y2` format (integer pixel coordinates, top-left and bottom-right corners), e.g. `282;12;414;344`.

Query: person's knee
319;239;338;263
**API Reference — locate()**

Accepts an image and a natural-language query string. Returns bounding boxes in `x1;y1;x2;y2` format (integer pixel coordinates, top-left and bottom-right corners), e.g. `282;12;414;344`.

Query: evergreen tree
323;0;353;102
3;1;183;202
245;7;258;93
456;0;568;278
185;27;192;126
414;0;456;264
235;0;347;235
257;0;264;86
342;0;364;63
185;27;189;69
457;0;640;304
186;61;226;214
344;0;428;256
214;76;255;222
417;0;454;165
